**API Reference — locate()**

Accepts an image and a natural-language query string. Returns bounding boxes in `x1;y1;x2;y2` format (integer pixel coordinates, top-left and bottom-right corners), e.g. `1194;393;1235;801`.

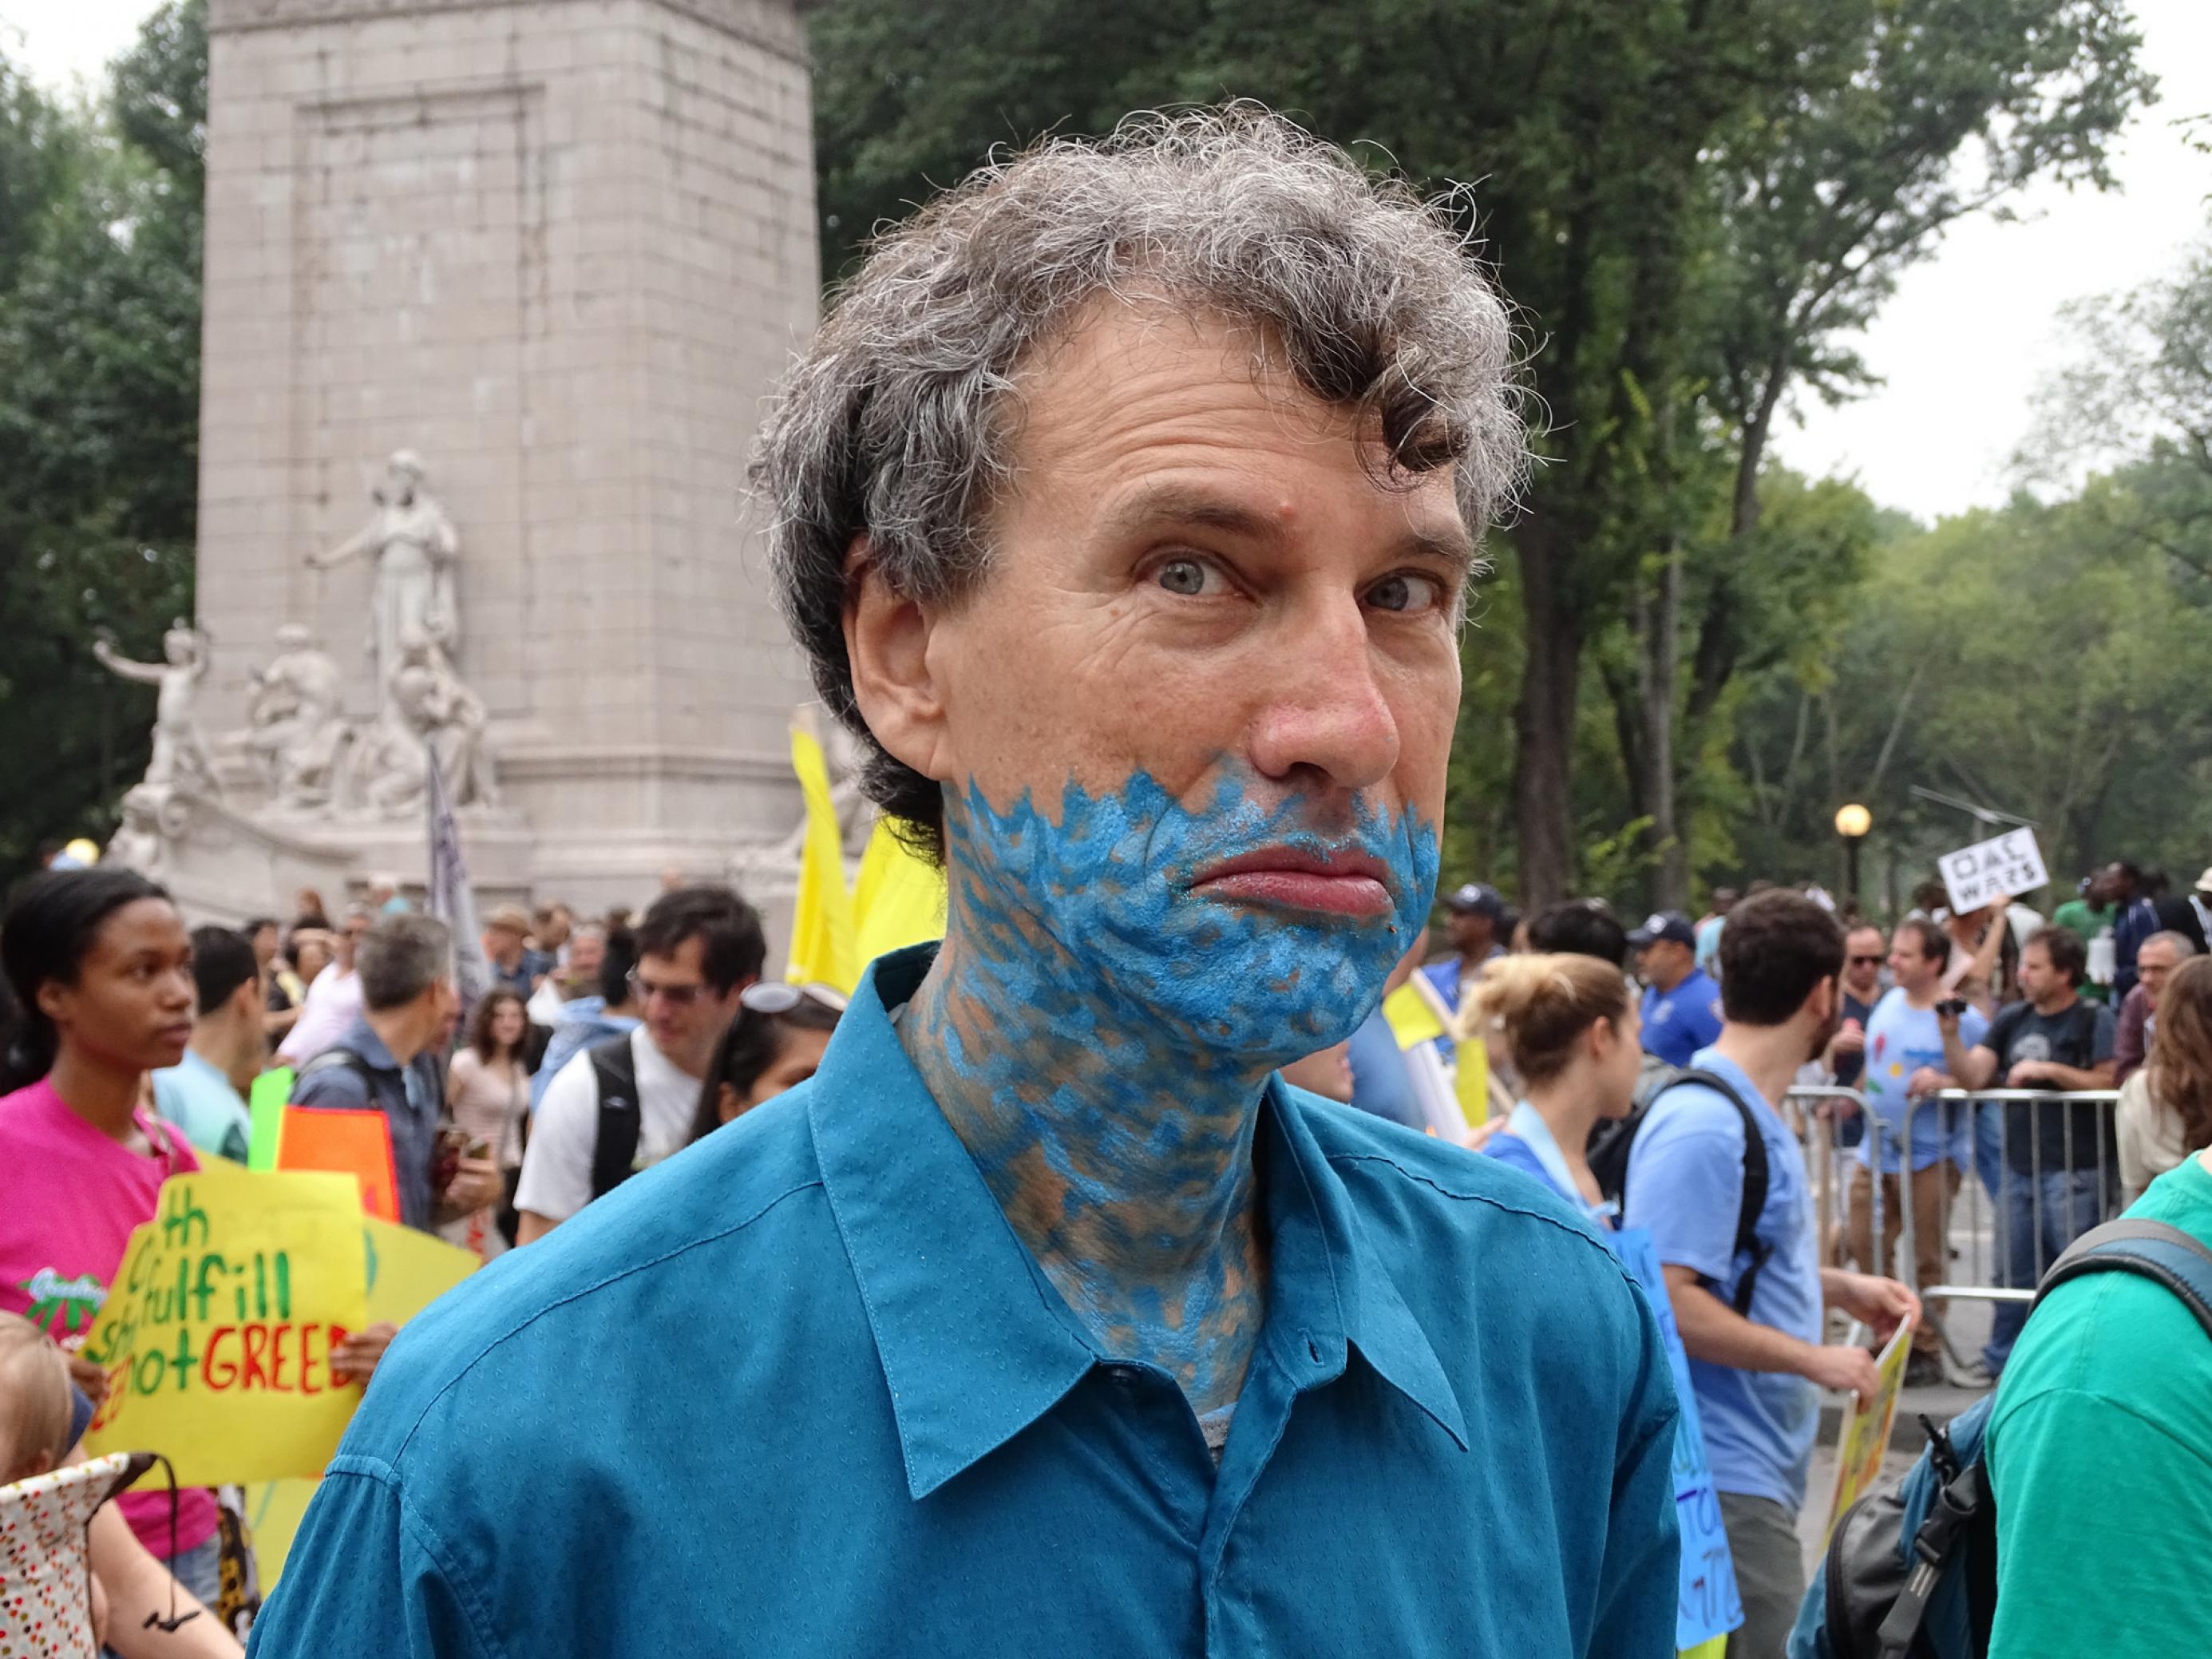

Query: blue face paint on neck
904;766;1439;1417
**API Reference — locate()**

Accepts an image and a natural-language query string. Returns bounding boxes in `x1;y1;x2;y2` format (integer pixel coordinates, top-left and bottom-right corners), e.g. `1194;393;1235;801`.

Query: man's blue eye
1369;573;1445;614
1157;559;1209;596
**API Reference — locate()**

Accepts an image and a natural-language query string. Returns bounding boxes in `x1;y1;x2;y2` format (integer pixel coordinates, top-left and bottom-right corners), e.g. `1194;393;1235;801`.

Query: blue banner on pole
1610;1225;1744;1650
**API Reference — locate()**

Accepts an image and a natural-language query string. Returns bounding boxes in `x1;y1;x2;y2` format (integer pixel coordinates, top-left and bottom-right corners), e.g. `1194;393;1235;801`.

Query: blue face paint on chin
944;770;1438;1063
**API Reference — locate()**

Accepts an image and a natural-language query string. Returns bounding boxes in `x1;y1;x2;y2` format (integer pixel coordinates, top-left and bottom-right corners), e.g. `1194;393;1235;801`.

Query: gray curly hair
752;105;1526;860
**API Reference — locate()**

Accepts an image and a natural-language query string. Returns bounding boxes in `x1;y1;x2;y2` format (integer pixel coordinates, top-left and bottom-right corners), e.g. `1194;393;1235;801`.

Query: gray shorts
1719;1491;1806;1659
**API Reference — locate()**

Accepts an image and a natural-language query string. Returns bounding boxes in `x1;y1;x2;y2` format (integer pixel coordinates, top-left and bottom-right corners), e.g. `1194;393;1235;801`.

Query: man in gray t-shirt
1957;925;2118;1376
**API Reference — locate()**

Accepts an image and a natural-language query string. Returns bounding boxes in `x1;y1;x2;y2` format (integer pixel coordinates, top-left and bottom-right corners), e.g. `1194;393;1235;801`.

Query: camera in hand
1935;998;1969;1020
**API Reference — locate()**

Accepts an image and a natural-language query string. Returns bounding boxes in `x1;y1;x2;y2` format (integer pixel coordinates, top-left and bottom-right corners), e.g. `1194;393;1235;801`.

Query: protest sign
80;1162;370;1487
243;1478;319;1590
362;1217;477;1325
1611;1228;1743;1650
247;1069;291;1171
1939;828;2048;913
278;1106;402;1222
1825;1318;1915;1539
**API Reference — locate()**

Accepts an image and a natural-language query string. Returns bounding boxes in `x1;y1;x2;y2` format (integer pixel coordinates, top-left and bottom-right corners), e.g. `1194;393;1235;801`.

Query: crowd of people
0;867;844;1651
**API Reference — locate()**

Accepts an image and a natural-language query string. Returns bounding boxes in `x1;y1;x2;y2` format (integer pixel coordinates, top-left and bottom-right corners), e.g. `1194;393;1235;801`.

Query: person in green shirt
1985;1147;2212;1657
2052;876;2118;1003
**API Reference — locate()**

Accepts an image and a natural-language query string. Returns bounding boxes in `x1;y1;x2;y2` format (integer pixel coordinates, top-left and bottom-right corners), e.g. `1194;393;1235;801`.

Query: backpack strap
587;1034;643;1202
2031;1218;2212;1341
1657;1067;1772;1317
295;1047;379;1102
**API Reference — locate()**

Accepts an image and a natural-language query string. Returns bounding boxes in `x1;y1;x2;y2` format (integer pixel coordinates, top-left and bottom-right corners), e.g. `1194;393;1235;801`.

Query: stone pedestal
195;0;820;916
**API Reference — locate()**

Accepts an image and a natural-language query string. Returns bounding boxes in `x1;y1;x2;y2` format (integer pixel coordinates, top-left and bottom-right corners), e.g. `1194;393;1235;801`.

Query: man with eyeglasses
513;885;763;1243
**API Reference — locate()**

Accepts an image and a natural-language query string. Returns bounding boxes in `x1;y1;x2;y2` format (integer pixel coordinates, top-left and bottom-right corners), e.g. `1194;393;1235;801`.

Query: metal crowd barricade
1795;1085;2122;1370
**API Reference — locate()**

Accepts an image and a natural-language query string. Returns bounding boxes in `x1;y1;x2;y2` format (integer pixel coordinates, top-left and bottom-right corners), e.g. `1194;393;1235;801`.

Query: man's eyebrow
1390;521;1482;574
1098;482;1481;572
1095;484;1280;545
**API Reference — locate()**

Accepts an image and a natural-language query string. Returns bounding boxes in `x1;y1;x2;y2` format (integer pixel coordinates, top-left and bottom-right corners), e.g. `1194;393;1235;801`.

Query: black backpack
585;1033;647;1201
1791;1218;2212;1659
1587;1066;1772;1315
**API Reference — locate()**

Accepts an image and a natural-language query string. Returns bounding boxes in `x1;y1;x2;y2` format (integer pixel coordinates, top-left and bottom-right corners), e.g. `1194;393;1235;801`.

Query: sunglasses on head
740;981;849;1016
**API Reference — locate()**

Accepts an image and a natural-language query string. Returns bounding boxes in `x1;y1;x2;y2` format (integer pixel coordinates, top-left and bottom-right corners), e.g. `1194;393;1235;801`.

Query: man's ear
843;537;955;784
231;977;262;1023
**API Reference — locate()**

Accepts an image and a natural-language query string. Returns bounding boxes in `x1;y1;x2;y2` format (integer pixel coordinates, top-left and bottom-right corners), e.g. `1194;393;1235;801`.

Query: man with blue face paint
251;109;1681;1659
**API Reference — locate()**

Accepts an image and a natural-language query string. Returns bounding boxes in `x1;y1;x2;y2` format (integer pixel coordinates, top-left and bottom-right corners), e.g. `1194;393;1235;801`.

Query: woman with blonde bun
1462;952;1642;1225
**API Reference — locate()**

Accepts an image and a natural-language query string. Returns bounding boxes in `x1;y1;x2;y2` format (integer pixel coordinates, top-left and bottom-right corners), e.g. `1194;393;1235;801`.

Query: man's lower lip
1194;870;1392;918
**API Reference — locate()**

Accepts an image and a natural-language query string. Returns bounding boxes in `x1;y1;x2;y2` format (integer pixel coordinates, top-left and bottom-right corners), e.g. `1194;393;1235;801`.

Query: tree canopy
0;0;205;879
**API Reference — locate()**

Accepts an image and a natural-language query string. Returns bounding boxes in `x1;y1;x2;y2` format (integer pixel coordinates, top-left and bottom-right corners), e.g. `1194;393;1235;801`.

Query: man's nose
1244;594;1400;793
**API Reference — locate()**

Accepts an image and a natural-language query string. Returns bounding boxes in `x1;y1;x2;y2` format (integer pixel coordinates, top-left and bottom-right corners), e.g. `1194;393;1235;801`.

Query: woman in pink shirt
1;869;228;1603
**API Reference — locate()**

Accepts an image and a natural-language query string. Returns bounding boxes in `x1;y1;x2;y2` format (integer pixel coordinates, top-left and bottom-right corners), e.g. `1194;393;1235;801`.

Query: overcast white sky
6;0;2208;524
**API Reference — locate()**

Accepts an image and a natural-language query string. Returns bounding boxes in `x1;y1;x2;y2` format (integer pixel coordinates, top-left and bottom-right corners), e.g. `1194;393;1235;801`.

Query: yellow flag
786;727;859;990
1454;1035;1490;1128
1380;980;1446;1050
852;816;948;969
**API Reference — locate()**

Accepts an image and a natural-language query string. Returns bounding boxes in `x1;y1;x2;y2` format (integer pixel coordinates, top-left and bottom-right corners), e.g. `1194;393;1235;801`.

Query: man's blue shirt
1639;968;1724;1068
251;946;1680;1658
1621;1047;1823;1511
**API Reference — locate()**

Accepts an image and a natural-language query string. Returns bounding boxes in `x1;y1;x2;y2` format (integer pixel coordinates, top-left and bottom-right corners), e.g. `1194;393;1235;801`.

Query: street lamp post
1834;803;1873;913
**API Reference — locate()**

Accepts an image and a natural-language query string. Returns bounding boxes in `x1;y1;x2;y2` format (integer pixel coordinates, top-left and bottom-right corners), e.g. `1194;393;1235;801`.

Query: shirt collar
809;945;1467;1500
1502;1101;1616;1225
336;1015;402;1071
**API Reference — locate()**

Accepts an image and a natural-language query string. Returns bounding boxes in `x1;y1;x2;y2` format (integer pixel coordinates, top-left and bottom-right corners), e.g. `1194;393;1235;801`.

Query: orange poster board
276;1107;401;1223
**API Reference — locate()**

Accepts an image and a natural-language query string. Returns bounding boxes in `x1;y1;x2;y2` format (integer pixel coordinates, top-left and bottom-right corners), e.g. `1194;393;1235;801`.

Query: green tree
2022;226;2212;593
809;0;2150;903
0;0;206;879
1729;489;2212;905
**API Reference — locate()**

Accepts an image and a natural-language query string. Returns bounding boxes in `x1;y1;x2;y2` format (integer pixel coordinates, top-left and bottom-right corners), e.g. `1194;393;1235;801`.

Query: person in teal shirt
250;112;1680;1658
1987;1150;2212;1656
149;924;261;1163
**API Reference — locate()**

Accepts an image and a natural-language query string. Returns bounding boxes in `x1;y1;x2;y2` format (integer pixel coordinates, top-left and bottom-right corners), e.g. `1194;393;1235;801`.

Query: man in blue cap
1632;911;1723;1067
1420;881;1509;1016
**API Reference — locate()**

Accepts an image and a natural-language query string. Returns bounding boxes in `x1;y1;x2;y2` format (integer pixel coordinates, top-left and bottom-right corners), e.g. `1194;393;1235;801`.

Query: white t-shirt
277;964;362;1064
512;1027;698;1224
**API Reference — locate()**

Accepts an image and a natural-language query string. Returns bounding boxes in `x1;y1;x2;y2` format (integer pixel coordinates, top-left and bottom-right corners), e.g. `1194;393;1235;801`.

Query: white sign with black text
1938;828;2048;913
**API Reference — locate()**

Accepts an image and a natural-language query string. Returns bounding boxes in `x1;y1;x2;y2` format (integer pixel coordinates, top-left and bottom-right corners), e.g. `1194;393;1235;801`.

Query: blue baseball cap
1627;910;1697;949
1445;882;1506;920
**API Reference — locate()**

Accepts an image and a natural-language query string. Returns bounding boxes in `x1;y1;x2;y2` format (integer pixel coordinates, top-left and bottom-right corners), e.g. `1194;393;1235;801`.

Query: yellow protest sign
243;1477;319;1589
80;1162;370;1487
1824;1317;1916;1539
362;1217;477;1325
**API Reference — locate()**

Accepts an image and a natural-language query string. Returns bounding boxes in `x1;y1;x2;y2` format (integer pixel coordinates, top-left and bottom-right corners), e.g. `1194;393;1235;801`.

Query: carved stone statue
239;624;349;810
308;449;460;697
93;622;218;797
105;783;184;877
352;628;499;817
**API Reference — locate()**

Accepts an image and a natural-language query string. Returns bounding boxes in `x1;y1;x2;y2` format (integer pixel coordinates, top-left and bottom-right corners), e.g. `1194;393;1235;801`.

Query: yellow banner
80;1163;370;1487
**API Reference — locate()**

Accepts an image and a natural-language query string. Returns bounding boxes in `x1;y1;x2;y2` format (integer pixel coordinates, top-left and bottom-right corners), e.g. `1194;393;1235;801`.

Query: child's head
687;984;845;1146
0;1313;74;1486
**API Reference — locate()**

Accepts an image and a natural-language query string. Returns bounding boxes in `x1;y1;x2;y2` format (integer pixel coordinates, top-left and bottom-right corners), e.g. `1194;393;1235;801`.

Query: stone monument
152;0;820;921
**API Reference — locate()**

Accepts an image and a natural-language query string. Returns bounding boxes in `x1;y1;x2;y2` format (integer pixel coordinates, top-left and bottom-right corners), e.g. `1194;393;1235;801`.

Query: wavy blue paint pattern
905;767;1438;1414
